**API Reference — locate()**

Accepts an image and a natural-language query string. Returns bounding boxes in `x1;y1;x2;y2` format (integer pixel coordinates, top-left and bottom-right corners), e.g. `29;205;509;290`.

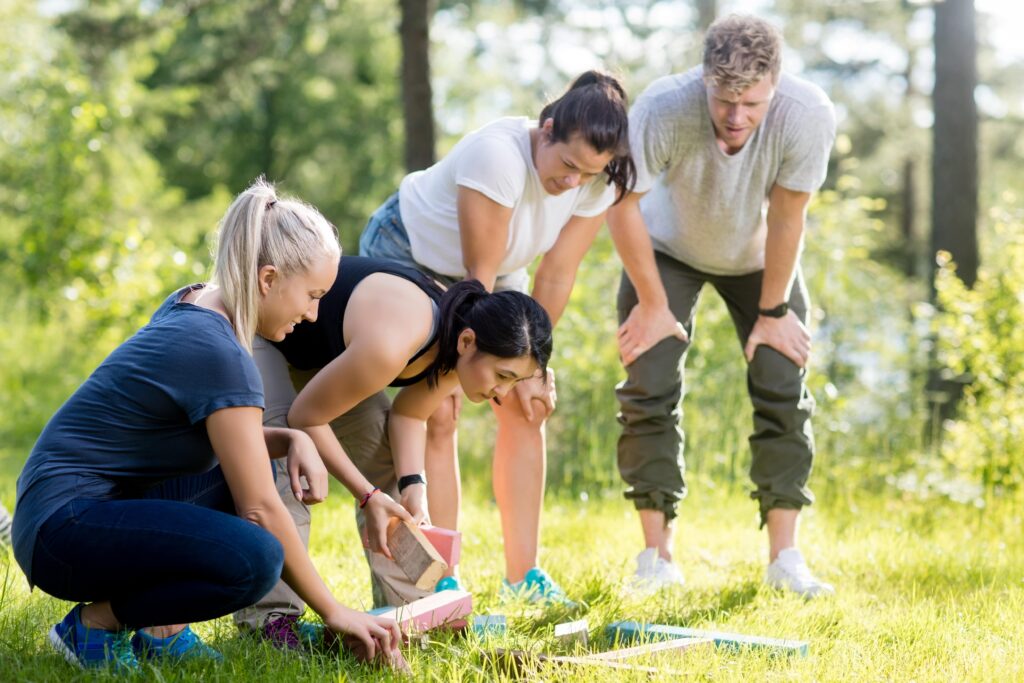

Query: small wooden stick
584;637;713;660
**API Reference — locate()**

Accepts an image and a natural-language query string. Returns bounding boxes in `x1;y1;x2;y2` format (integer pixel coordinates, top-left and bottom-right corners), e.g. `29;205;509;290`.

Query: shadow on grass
651;580;763;627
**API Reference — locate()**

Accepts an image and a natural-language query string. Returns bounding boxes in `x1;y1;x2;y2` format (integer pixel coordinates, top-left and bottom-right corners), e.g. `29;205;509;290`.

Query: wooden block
473;614;507;636
585;637;712;661
607;620;809;657
420;525;461;566
489;648;684;675
372;589;472;634
553;619;589;646
386;517;448;590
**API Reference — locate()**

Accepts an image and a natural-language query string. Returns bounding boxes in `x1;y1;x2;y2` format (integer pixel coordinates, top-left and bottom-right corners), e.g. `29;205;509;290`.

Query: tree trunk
901;158;916;276
399;0;435;172
927;0;978;432
930;0;978;289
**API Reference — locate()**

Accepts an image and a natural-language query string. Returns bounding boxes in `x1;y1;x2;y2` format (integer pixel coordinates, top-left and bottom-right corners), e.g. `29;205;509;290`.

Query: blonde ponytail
212;178;340;353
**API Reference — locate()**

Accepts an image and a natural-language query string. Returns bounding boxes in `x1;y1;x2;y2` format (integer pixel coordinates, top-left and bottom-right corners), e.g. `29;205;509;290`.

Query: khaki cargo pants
233;338;430;631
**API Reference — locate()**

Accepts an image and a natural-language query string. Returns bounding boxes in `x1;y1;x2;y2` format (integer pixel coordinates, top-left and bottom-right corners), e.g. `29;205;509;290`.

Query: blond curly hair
703;15;782;94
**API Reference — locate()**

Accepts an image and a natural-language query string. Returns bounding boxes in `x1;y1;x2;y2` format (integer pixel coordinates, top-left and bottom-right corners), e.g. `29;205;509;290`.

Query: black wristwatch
758;302;789;318
397;473;426;493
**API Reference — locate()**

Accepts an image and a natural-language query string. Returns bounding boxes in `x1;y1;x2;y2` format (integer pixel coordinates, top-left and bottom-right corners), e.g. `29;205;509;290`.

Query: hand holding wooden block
386;517;448;590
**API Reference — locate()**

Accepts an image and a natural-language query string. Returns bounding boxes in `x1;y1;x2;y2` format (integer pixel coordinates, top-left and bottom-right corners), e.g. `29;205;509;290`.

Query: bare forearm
761;219;804;308
464;265;498;292
608;200;669;308
241;501;340;619
263;427;296;459
304;424;374;498
388;413;427;477
530;273;575;327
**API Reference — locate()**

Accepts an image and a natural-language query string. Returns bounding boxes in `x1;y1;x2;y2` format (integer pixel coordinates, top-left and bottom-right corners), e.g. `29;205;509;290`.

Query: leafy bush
933;201;1024;493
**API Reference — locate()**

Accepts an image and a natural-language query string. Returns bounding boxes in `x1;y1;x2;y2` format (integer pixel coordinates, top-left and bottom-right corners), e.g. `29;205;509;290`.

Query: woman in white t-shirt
359;70;635;602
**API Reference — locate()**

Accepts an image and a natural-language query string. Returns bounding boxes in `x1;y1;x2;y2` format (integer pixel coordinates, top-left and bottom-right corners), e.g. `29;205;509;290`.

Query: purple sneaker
260;614;328;651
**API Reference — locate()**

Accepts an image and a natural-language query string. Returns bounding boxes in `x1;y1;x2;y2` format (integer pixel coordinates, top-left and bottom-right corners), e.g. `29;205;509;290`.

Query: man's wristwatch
758;302;789;318
397;473;426;493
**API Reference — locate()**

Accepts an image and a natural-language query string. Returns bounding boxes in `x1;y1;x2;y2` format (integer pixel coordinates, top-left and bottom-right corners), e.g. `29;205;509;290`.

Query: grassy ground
1;465;1022;682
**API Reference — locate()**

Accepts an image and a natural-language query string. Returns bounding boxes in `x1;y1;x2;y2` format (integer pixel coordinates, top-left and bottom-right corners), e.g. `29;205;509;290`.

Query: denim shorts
359;191;530;293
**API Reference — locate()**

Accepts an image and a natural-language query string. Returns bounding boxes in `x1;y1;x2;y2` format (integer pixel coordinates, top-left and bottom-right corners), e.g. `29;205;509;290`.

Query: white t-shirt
398;117;616;278
631;67;836;275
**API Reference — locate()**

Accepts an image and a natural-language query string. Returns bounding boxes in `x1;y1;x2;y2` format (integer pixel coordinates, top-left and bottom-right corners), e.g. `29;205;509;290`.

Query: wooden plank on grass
584;636;713;660
372;589;472;633
553;619;589;646
489;648;684;676
607;620;809;656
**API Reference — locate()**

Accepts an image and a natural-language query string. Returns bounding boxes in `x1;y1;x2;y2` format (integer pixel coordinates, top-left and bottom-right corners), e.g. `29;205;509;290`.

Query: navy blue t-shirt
12;286;264;582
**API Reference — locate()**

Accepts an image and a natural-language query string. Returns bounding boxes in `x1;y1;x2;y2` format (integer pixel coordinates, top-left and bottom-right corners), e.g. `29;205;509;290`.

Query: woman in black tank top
246;255;552;612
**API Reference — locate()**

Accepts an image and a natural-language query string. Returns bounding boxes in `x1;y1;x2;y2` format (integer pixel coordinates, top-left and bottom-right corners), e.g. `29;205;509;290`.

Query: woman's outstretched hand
327;606;409;671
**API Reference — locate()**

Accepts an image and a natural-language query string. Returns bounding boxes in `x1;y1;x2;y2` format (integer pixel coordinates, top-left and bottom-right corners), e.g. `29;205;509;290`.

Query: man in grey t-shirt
608;15;836;597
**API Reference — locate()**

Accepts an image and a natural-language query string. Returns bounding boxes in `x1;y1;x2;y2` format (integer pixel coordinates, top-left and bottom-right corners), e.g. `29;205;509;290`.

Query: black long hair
428;280;553;388
538;70;637;203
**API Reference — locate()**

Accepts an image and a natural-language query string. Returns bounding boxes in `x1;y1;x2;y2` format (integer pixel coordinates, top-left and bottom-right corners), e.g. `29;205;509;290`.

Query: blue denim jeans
31;466;284;629
360;192;530;293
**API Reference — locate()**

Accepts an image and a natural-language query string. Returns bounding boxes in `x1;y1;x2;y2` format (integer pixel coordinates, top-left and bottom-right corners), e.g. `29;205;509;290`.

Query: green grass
1;467;1022;682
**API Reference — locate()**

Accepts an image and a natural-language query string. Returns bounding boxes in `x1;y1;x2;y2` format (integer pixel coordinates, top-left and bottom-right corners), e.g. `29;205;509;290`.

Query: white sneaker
632;547;660;587
654;557;686;587
631;548;685;590
765;548;835;598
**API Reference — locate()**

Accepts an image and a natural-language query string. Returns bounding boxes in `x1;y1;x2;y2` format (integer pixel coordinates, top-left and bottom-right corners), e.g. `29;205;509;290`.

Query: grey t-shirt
631;67;836;275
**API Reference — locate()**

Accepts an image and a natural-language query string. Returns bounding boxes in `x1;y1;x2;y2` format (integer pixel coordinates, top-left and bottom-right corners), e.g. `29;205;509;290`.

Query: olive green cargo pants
615;251;816;526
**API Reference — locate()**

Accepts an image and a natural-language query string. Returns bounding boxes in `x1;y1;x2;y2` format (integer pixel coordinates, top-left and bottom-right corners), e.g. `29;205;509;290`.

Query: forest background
1;0;1022;680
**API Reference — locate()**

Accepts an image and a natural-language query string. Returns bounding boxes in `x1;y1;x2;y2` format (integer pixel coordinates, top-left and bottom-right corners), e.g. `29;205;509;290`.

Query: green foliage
932;200;1024;493
139;0;405;249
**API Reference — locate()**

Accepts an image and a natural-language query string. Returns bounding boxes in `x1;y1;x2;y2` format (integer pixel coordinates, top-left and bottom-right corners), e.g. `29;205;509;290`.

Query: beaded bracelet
358;486;380;509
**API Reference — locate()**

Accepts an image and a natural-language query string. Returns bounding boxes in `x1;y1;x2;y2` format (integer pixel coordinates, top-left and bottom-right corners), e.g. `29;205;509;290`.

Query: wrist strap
398;473;426;493
358;487;380;509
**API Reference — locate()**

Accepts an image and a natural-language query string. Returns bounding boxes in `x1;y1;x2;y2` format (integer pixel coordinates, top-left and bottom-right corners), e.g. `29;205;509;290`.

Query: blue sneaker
500;567;576;606
48;604;139;671
132;625;223;662
435;576;464;592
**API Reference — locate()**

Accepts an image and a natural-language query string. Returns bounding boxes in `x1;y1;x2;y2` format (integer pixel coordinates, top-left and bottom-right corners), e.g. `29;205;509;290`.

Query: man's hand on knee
618;302;688;366
744;311;811;368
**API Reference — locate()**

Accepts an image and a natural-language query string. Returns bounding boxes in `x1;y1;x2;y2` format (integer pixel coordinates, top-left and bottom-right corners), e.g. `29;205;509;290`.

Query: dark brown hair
538;70;636;203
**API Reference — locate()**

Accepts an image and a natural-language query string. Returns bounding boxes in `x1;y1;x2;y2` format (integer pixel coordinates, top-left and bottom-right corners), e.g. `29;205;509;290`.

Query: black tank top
272;256;443;387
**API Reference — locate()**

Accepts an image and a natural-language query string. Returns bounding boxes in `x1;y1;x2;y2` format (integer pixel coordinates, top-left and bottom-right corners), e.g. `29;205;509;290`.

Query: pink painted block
420;525;461;566
375;589;472;633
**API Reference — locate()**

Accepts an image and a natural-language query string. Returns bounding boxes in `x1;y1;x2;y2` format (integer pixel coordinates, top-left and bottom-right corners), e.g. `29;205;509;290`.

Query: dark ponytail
428;280;553;388
538;70;637;203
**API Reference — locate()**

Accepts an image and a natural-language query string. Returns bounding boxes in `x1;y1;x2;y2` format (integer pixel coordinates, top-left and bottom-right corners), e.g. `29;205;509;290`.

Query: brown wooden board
386;517;448;590
585;636;714;660
488;648;687;677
